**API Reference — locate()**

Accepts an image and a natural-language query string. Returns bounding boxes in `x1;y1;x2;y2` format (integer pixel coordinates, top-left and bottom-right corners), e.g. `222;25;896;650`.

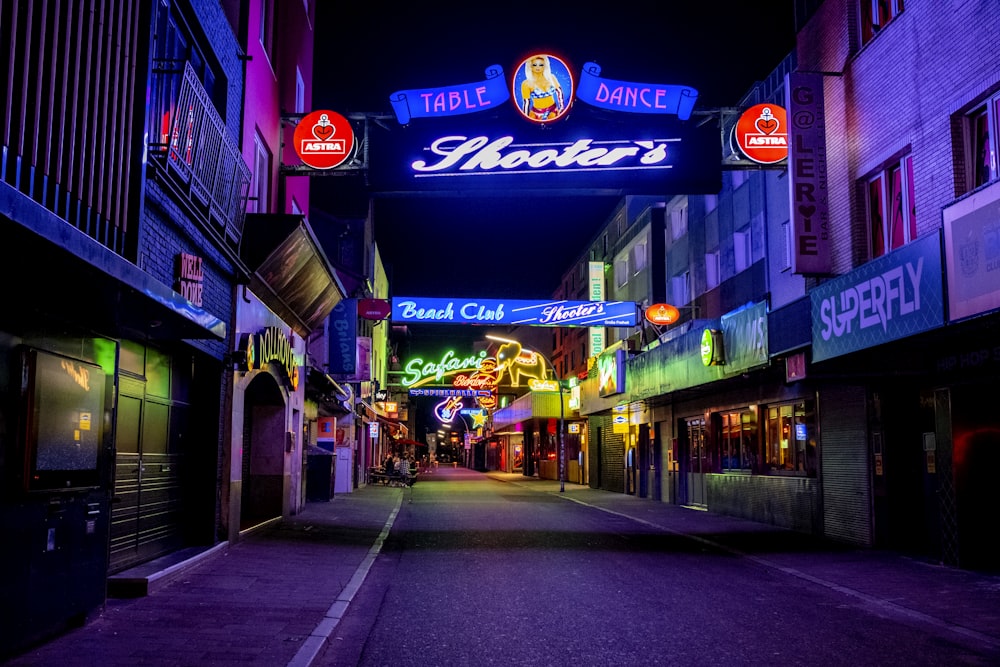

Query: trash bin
306;453;334;501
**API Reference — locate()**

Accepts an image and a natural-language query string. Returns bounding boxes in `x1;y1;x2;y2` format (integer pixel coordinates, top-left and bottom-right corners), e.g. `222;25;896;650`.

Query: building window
671;271;690;306
686;417;707;474
731;169;747;189
860;0;904;46
721;409;756;472
260;0;275;63
670;204;687;240
734;228;752;272
632;242;647;274
295;67;306;114
615;210;628;236
251;131;271;213
765;400;817;476
964;93;1000;193
704;193;718;213
615;256;629;288
705;250;721;289
781;221;793;271
865;154;916;258
150;1;222;149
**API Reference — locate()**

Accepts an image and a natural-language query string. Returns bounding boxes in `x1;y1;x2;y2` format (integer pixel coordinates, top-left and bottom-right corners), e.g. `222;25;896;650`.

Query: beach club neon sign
392;297;638;327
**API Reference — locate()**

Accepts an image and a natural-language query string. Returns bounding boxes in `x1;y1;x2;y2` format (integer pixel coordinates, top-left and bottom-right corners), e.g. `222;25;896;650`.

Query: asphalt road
314;471;997;667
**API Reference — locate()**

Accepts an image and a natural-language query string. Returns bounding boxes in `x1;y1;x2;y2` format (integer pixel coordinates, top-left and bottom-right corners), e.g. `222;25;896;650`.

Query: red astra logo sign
293;110;355;169
645;303;681;325
734;103;788;165
358;298;392;321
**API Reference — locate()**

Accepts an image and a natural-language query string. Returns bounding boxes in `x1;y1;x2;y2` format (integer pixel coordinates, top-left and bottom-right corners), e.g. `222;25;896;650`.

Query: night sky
311;1;797;300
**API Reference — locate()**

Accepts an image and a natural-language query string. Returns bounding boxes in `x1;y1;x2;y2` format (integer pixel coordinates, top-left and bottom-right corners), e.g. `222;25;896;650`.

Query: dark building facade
575;0;1000;573
0;0;345;657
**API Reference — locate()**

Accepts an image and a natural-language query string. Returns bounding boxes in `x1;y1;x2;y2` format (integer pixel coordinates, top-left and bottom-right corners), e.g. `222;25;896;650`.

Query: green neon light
401;349;488;387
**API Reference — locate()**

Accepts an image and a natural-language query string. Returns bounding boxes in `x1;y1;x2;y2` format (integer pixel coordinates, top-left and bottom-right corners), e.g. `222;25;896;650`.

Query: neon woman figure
520;55;565;121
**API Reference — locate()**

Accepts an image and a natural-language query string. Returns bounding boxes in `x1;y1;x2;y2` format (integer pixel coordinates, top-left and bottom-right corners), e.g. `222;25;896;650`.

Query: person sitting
382;455;394;485
396;455;410;487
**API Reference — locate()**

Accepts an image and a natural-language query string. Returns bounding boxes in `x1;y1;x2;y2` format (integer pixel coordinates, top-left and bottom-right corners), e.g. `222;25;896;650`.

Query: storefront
225;214;347;540
0;191;231;654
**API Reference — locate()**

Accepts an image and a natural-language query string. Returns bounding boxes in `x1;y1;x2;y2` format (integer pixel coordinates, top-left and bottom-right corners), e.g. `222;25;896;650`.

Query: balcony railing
151;62;251;247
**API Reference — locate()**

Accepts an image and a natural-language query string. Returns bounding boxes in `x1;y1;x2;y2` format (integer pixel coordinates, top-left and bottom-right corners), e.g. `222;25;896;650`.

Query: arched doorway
240;372;286;530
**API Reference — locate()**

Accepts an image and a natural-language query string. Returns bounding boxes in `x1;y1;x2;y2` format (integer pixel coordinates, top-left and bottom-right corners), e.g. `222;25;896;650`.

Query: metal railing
152;62;251;247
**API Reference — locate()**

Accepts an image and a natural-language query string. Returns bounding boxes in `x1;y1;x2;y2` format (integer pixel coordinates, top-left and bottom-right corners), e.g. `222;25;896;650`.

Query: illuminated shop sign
734;104;788;164
176;252;204;306
720;302;767;373
392;297;637;327
435;396;463;423
388;57;697;124
700;329;725;367
644;303;681;325
413;134;676;177
390;65;510;124
598;348;626;397
244;327;301;390
372;117;720;194
460;408;488;429
576;62;698;120
786;72;831;274
409;388;493;397
293;110;355;170
513;53;573;124
810;233;944;363
589;261;606;358
401;349;489;387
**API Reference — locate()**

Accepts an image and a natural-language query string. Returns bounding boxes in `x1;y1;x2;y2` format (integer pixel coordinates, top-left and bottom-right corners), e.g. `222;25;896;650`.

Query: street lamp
486;335;566;493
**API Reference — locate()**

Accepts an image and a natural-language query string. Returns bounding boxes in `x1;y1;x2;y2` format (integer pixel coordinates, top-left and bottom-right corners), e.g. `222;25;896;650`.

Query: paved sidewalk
6;468;1000;666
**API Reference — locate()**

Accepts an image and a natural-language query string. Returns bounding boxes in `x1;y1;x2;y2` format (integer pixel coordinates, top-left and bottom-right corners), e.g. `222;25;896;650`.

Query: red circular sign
293;110;355;169
734;103;788;164
645;303;681;325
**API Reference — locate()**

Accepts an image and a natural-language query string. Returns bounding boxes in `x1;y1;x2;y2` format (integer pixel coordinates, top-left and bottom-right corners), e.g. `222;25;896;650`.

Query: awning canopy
1;181;226;344
240;213;347;337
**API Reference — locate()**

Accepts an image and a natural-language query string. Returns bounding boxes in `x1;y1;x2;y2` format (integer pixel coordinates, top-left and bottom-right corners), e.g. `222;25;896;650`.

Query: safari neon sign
400;349;489;387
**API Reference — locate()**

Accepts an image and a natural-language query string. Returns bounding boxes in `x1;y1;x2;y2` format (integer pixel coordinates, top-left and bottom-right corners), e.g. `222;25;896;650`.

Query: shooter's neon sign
411;135;677;178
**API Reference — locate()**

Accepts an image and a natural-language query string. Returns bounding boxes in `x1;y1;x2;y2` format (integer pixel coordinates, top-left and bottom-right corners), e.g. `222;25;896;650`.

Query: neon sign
513;53;573;124
411;135;677;177
576;62;698;120
244;327;301;390
292;110;355;170
434;396;463;423
734;104;788;164
390;65;510;124
529;379;559;392
645;303;681;325
392;297;638;327
400;349;489;387
597;348;625;397
387;58;698;124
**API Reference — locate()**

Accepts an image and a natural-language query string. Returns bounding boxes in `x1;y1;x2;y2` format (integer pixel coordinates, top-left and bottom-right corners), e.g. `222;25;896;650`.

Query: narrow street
317;470;1000;667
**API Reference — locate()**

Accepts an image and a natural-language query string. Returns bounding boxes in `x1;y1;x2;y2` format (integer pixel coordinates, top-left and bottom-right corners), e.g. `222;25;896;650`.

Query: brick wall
797;0;1000;273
